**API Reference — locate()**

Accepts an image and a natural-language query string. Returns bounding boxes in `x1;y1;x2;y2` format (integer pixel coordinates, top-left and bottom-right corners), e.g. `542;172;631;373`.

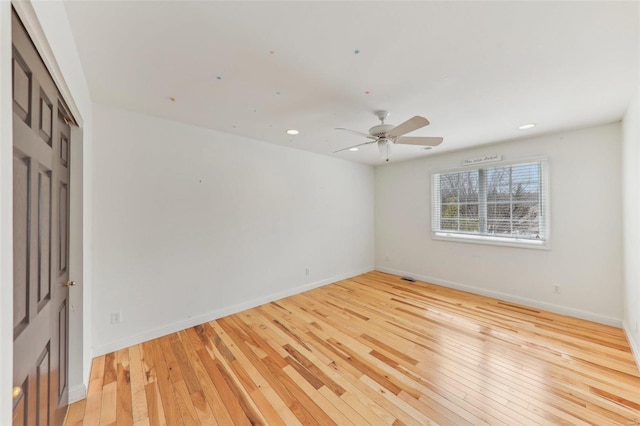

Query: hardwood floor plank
317;385;371;425
144;381;165;426
66;272;640;426
157;336;201;424
99;381;117;426
140;342;167;426
201;320;269;424
64;398;85;426
103;351;117;386
189;388;217;425
115;348;134;426
169;334;204;394
145;339;184;426
172;379;201;425
283;364;354;425
180;328;237;425
196;346;253;426
128;345;150;425
215;318;326;425
81;354;106;425
188;324;294;426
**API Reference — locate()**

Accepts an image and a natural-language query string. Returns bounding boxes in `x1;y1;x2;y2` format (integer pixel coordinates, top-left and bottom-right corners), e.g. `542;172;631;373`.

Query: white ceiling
64;1;638;165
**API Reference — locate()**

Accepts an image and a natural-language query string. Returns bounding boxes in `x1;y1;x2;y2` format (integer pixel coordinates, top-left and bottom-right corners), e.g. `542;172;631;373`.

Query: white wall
623;87;640;366
376;123;623;325
91;103;374;354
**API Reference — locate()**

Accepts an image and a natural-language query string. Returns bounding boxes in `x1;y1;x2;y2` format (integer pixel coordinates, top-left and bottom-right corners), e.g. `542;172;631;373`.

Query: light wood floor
65;271;640;425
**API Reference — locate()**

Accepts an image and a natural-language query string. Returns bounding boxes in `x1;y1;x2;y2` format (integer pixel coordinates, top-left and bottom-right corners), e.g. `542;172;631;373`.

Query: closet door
12;9;72;426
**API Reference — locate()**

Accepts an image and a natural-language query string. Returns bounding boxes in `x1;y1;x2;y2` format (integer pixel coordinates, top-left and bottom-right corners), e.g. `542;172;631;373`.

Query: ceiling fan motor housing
369;124;395;138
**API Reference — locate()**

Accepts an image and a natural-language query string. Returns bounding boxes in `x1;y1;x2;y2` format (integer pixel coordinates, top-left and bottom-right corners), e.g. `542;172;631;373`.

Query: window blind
432;161;545;242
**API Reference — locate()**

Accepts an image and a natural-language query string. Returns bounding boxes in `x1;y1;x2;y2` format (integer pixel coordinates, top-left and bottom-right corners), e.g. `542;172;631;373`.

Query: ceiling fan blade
333;140;377;153
335;127;376;139
394;136;443;147
386;116;430;138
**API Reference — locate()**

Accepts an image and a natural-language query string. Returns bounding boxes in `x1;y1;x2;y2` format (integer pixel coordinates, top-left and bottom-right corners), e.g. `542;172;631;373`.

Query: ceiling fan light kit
378;139;391;162
335;110;443;162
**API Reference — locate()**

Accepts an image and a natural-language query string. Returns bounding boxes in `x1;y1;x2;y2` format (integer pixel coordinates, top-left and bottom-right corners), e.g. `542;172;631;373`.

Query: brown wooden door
12;10;72;426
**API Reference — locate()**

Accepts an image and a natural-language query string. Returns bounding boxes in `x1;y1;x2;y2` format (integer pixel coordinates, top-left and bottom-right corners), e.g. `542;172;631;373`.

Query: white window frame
431;157;551;250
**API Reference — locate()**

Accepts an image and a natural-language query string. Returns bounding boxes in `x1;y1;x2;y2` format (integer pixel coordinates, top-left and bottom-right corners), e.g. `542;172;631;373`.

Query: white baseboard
68;384;87;404
375;266;622;327
93;266;374;356
623;321;640;370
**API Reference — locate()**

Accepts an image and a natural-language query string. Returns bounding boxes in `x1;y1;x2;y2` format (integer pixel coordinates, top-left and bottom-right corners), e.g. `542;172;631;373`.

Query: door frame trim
1;2;15;423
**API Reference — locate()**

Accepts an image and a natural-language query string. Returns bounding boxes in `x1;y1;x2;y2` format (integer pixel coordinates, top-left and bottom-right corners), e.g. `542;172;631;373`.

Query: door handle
13;386;23;409
64;280;76;287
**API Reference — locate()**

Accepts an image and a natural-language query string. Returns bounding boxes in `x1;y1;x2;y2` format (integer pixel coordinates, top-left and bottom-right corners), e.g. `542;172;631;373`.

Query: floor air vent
401;276;416;282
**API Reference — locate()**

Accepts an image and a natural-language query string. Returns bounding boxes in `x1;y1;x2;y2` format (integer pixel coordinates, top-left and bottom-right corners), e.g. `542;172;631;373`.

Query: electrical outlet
110;312;121;324
305;268;310;276
385;255;390;262
553;285;561;294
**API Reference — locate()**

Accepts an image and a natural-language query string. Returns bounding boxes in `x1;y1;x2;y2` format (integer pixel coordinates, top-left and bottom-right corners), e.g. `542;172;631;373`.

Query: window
432;160;548;248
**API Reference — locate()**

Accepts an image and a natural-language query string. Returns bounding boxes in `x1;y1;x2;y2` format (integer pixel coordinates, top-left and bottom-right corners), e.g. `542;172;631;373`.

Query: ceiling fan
334;110;443;161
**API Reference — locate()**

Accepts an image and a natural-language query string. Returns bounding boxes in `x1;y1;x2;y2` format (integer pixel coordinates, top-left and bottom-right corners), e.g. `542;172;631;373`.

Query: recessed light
286;129;299;135
349;147;358;152
518;123;536;130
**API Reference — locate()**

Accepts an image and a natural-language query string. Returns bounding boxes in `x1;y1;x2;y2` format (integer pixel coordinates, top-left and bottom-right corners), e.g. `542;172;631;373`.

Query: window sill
433;232;550;250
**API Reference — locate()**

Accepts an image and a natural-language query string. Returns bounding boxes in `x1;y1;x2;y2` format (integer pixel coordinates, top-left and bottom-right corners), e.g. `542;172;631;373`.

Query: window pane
440;219;458;231
460;219;479;232
487;219;511;234
487;167;510;199
459;203;478;218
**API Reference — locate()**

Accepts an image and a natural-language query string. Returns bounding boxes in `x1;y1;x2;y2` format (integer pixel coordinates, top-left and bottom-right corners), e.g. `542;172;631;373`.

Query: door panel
58;183;67;274
59;134;68;167
37;168;52;311
39;91;52;146
12;49;31;124
57;301;67;400
12;9;72;426
36;343;51;426
13;152;30;337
